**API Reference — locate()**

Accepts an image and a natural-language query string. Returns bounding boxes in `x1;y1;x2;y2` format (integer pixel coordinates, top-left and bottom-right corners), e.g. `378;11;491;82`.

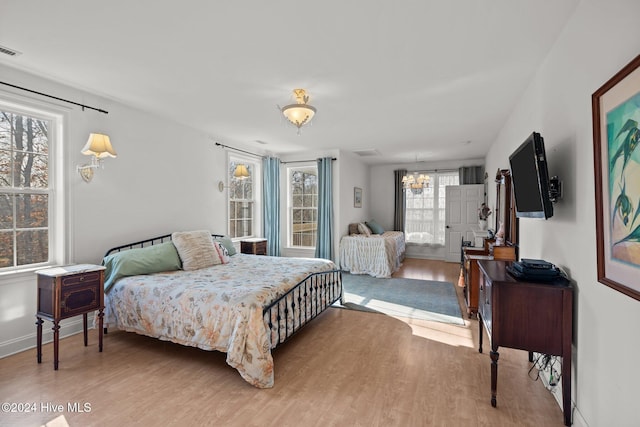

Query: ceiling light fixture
280;89;316;135
402;172;430;195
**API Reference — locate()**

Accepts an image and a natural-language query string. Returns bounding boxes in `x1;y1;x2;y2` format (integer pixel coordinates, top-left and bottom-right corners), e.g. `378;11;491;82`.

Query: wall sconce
218;163;251;192
77;133;117;183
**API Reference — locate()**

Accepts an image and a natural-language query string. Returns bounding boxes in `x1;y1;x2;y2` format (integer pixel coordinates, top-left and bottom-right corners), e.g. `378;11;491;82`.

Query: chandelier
402;173;430;195
280;89;316;134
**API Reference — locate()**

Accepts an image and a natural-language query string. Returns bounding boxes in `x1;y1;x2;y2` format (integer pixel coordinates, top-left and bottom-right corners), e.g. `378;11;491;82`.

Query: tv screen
509;132;554;219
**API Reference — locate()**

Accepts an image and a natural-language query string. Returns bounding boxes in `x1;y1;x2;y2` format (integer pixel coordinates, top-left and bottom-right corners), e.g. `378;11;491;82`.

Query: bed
101;231;342;388
339;222;405;278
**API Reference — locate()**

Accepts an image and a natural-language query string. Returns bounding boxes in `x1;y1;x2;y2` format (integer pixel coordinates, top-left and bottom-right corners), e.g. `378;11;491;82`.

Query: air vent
0;45;21;57
353;149;381;157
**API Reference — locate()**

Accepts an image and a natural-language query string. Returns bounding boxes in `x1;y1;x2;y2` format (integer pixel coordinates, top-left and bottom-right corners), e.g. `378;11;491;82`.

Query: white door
444;185;484;262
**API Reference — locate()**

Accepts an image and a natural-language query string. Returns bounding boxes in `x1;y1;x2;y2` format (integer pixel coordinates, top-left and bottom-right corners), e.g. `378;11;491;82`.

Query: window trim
0;95;66;274
226;152;261;240
286;163;318;249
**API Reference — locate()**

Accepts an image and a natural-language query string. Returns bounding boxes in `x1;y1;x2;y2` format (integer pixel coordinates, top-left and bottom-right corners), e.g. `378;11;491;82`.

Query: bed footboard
263;270;342;348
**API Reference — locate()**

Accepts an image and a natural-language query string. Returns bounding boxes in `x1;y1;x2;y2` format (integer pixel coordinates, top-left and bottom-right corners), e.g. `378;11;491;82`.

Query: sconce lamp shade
233;164;250;179
81;133;117;158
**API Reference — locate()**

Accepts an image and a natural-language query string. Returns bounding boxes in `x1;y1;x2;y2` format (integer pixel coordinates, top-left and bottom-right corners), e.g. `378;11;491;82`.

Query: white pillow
171;230;221;271
358;223;372;237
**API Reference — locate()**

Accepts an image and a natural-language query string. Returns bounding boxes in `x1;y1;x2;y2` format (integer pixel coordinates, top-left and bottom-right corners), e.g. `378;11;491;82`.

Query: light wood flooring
0;259;567;426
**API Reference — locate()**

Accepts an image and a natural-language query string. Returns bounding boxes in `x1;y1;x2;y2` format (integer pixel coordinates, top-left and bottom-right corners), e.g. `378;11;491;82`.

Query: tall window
228;157;258;238
0;106;55;270
405;171;459;246
289;166;317;247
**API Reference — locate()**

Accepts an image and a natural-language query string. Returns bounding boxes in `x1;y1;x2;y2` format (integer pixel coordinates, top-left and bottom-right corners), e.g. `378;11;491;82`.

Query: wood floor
0;259;567;426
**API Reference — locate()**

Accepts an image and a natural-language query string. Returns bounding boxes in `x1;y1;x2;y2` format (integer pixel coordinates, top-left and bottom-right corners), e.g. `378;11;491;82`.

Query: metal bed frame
103;233;343;348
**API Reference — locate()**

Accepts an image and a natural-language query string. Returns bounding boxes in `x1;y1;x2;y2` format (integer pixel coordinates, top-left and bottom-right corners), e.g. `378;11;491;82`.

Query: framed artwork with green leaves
592;54;640;301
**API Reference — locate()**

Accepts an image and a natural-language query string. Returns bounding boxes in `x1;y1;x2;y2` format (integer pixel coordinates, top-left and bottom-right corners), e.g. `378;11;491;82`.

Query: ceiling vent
0;45;21;57
353;149;381;157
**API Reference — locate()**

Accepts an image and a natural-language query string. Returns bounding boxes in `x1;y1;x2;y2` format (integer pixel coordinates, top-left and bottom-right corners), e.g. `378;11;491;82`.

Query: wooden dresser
462;239;516;317
477;260;573;426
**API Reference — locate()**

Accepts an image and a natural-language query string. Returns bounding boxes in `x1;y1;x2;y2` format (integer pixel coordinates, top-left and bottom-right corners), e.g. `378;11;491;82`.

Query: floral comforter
104;254;339;388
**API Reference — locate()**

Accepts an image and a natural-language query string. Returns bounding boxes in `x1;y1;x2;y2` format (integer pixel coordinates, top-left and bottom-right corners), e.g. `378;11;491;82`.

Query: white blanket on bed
339;231;405;278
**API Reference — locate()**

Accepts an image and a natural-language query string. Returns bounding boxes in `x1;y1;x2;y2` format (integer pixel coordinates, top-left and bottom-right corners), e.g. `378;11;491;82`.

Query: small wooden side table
36;264;105;370
240;238;267;255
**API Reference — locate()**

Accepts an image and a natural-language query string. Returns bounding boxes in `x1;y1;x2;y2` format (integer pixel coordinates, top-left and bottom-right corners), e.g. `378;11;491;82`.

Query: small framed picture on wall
354;187;362;208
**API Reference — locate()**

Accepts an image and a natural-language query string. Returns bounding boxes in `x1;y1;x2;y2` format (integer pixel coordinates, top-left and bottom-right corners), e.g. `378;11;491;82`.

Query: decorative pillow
358;222;372;237
213;241;231;264
102;241;181;293
212;235;237;256
171;230;221;271
366;219;385;235
348;223;360;235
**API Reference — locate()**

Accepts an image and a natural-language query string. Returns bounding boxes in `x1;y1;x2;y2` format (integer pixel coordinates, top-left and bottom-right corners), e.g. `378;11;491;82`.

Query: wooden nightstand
240;238;267;255
36;264;105;370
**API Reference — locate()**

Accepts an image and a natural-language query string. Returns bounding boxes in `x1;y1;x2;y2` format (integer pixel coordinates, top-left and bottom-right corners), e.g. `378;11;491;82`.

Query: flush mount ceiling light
279;89;316;135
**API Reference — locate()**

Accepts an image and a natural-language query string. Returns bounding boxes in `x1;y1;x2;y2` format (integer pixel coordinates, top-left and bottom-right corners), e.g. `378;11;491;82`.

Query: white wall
0;63;229;357
337;150;371;229
370;158;484;259
485;2;640;425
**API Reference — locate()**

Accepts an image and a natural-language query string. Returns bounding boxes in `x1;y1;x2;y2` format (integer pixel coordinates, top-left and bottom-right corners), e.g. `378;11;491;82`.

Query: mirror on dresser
494;169;518;250
461;169;519;318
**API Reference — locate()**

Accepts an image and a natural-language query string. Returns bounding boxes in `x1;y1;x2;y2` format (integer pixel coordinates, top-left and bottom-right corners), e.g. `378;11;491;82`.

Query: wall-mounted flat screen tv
509;132;554;219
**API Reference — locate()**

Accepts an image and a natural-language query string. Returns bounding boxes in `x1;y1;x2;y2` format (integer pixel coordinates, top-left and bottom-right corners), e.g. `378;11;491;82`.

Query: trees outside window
289;166;317;247
228;158;257;238
0;109;52;269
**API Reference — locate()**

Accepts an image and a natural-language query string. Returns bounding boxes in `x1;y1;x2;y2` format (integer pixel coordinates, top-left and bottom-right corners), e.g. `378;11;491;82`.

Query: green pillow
366;220;385;235
102;241;182;293
213;235;237;256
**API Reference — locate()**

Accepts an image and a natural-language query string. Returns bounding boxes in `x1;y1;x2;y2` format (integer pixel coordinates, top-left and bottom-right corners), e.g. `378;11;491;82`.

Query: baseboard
0;318;86;359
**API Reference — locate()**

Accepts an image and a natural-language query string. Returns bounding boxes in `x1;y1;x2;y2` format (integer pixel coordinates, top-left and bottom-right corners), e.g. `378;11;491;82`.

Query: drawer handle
79;276;84;281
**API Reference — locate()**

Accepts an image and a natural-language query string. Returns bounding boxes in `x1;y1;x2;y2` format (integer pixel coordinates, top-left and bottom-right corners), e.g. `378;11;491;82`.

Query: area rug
337;273;465;325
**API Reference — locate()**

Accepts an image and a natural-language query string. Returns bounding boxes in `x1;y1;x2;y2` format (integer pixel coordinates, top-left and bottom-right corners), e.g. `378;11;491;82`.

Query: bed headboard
104;233;225;257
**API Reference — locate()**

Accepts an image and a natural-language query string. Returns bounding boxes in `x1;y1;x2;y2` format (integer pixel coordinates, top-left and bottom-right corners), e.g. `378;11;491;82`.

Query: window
0;103;60;271
405;171;459;246
228;157;259;239
288;165;317;247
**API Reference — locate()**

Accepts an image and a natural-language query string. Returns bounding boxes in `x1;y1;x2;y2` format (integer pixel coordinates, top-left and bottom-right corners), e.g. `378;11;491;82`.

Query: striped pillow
171;230;221;271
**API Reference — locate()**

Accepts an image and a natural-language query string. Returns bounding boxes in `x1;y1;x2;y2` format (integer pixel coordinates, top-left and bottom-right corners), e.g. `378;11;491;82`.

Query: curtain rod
215;143;337;163
0;81;109;114
215;142;264;158
281;158;337;164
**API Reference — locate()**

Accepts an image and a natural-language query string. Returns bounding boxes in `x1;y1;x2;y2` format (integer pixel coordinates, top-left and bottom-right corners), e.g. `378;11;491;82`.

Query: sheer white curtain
405;171;459;246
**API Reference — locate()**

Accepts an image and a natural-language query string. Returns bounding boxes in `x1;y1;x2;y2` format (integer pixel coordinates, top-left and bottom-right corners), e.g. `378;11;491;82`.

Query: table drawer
60;280;101;318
